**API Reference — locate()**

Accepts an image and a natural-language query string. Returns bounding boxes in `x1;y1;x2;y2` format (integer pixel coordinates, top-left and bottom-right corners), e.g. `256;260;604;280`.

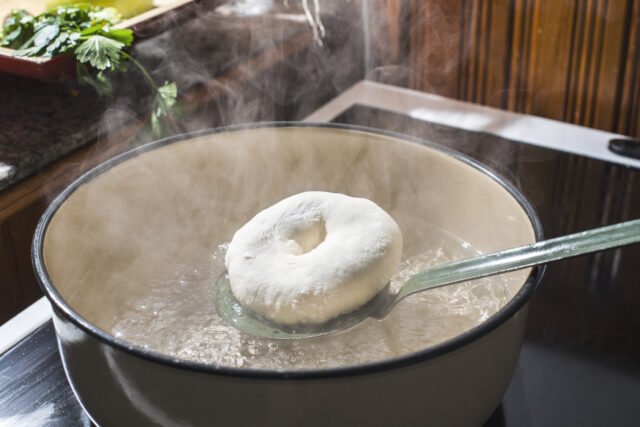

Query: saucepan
33;123;544;426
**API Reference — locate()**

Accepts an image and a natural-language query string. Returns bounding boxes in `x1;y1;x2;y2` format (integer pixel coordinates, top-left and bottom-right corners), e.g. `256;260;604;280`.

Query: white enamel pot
33;123;544;427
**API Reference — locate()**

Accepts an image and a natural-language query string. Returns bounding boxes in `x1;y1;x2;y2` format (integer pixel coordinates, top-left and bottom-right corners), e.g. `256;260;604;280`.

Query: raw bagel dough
224;191;403;325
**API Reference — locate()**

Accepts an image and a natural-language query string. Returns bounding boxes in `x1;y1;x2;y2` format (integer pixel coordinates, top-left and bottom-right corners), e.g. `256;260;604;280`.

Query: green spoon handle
397;219;640;301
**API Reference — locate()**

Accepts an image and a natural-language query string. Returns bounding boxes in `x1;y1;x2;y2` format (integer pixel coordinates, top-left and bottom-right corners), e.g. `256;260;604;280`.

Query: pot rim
32;122;545;380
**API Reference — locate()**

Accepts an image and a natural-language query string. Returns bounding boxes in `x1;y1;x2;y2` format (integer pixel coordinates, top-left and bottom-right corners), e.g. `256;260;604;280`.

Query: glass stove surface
2;108;640;426
332;105;640;426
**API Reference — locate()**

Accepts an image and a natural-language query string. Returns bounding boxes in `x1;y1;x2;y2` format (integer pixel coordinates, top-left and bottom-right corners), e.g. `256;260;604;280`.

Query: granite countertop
0;1;320;193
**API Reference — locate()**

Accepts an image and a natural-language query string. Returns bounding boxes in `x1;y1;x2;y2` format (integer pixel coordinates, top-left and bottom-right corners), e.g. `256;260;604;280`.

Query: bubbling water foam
111;226;523;370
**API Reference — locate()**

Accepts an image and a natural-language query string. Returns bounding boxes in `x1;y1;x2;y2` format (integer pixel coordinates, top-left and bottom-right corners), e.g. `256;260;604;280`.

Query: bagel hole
291;220;327;254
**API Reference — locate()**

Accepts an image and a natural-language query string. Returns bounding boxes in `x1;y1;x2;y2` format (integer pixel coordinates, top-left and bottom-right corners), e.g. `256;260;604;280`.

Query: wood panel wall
367;1;640;363
370;0;640;138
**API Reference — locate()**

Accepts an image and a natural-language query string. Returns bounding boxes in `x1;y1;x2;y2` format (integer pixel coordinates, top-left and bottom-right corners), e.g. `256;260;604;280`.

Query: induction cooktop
2;82;639;427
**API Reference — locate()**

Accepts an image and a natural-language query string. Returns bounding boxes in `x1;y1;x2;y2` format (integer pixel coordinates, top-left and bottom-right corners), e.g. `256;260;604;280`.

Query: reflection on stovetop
0;322;90;426
1;110;639;426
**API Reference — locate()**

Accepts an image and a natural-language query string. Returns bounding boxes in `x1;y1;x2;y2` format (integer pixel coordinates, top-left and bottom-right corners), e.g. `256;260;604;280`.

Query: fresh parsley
0;4;180;138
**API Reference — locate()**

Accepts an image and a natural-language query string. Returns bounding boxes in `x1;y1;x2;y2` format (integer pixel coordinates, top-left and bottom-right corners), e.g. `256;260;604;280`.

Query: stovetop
2;101;639;426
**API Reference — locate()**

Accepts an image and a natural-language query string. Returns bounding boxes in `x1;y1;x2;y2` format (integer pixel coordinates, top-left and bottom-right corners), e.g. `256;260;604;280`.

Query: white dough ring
224;191;403;325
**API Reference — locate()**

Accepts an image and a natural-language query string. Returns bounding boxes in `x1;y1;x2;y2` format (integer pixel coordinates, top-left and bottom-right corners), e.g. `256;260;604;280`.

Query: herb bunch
1;4;180;137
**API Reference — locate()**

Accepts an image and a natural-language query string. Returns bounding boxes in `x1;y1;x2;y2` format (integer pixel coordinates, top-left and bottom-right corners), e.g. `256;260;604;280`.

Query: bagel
224;191;403;325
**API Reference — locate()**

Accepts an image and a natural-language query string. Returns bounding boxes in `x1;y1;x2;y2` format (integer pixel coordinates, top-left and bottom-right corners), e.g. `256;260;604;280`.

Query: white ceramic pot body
34;124;544;427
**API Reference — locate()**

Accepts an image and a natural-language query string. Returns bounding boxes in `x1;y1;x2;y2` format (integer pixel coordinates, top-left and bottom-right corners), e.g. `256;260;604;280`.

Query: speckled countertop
0;67;123;190
0;1;329;193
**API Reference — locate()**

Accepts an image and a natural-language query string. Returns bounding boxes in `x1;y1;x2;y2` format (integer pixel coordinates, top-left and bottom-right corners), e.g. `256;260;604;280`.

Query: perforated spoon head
213;274;396;339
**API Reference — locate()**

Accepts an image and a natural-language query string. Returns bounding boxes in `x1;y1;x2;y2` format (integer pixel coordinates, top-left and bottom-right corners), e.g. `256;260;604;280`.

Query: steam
37;1;547;376
124;0;359;137
41;0;373;306
301;0;326;45
36;0;366;204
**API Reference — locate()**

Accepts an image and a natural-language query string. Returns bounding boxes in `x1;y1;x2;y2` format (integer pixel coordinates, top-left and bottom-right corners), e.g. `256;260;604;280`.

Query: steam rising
301;0;326;45
36;0;368;206
42;124;536;370
109;0;354;145
38;0;545;371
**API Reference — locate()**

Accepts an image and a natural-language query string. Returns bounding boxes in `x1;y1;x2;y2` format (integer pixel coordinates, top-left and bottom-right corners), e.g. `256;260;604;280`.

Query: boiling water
110;225;524;370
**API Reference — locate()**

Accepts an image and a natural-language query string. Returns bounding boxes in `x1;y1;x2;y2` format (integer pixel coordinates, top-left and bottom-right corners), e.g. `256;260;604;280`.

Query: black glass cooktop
2;105;639;426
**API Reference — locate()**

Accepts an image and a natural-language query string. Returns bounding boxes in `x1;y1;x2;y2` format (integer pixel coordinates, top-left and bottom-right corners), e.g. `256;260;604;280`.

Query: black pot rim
32;122;545;380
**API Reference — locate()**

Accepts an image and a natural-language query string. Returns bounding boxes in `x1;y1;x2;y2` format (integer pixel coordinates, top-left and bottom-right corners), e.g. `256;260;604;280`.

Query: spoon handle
397;219;640;301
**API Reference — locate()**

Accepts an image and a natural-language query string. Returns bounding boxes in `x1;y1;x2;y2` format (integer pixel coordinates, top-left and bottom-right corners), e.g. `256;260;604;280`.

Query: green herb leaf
1;10;34;48
75;34;124;70
104;28;133;46
68;31;82;43
44;31;69;57
2;27;25;47
14;23;59;57
150;109;162;138
150;82;182;137
76;62;113;97
156;82;178;111
56;5;92;27
2;5;180;140
80;24;106;36
3;9;28;28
